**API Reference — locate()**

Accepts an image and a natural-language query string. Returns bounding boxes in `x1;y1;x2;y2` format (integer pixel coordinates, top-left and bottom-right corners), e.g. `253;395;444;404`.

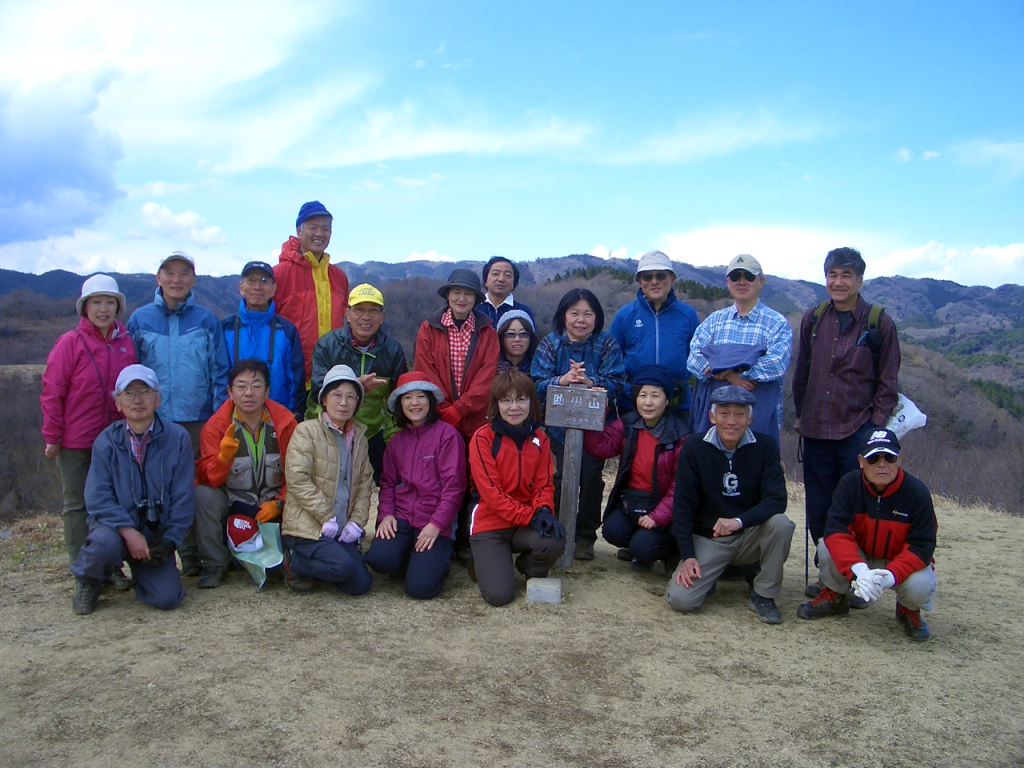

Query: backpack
809;300;886;367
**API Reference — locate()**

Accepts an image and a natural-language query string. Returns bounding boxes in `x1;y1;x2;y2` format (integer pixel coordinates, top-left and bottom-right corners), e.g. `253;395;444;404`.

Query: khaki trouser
56;448;92;567
817;539;936;611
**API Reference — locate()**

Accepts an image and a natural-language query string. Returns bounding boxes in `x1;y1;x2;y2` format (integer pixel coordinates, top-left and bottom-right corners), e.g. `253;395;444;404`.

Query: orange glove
255;500;280;523
218;423;239;464
437;402;462;428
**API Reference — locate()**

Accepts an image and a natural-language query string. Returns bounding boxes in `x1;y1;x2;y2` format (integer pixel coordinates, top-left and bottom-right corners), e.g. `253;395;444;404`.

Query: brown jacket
282;416;372;541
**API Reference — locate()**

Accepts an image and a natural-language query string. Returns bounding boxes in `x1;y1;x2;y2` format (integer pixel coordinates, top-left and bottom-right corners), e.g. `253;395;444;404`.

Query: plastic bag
887;393;927;439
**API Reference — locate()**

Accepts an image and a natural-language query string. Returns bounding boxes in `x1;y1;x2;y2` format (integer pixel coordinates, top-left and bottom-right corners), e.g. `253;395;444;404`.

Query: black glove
148;539;176;566
530;507;567;539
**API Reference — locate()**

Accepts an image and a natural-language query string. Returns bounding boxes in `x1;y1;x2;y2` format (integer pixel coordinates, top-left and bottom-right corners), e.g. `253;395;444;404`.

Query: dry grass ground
1;485;1022;768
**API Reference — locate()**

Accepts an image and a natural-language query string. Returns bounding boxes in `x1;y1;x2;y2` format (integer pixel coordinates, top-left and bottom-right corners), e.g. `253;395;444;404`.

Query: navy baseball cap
860;428;901;459
241;261;275;280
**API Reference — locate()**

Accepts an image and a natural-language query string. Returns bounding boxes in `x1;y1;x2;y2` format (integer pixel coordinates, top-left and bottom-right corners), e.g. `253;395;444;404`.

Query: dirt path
1;485;1022;767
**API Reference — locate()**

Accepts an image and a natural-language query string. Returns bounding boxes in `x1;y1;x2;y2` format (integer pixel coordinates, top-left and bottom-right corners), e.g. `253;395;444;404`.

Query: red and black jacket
823;468;937;584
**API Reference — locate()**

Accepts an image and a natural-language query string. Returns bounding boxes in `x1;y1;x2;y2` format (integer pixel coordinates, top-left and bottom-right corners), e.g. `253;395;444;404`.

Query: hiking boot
180;553;202;577
616;548;632;562
748;592;783;625
630;558;652;572
850;591;870;610
197;565;226;589
282;550;314;594
662;555;680;575
108;567;134;592
797;586;850;619
574;541;595;561
72;578;103;616
896;603;930;642
804;580;823;598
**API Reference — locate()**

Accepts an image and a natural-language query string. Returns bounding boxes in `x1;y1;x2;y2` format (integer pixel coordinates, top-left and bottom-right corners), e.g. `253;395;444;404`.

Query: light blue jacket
84;415;196;547
609;289;700;413
128;289;230;422
221;300;305;419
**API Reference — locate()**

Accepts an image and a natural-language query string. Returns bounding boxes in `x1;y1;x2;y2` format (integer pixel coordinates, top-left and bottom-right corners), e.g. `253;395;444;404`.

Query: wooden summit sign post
544;384;608;570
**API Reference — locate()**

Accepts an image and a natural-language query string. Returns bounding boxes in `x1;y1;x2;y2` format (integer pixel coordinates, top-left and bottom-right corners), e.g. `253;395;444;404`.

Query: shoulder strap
867;303;883;332
74;329;115;423
809;300;830;341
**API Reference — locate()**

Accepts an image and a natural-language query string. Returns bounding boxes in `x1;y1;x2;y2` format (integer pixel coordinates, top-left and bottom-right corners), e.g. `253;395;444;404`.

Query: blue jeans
283;535;372;596
364;519;455;600
601;508;677;565
801;421;875;543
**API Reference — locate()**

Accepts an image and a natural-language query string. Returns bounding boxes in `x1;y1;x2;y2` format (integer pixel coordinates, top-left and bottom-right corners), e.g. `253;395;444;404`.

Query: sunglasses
503;331;531;339
639;271;671;282
727;269;757;283
864;452;898;465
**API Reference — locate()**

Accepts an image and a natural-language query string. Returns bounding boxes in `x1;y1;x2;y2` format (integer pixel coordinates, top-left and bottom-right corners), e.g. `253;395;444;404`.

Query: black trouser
550;437;605;545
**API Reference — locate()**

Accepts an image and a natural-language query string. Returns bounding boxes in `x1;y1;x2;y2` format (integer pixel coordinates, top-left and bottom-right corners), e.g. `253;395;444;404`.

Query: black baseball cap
860;428;901;459
241;261;275;280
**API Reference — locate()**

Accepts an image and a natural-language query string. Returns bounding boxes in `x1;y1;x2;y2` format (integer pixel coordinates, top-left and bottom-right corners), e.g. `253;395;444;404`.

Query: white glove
321;519;339;539
339;521;365;544
870;569;896;591
851;562;883;603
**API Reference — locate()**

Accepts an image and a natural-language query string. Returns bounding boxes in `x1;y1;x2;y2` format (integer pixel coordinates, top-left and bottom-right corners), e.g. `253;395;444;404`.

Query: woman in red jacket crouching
468;370;565;606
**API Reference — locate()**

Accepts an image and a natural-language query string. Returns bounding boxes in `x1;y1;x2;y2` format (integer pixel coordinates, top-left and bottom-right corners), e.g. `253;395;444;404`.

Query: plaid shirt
126;421;155;466
441;308;476;397
687;300;793;425
792;296;900;440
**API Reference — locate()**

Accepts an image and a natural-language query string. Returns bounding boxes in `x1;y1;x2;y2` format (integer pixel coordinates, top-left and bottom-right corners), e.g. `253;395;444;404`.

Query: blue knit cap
632;364;674;397
296;201;332;228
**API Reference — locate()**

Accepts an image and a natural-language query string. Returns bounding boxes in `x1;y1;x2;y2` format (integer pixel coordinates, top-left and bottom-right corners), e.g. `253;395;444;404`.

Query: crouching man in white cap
71;365;196;615
281;365;373;595
665;385;794;624
797;428;937;641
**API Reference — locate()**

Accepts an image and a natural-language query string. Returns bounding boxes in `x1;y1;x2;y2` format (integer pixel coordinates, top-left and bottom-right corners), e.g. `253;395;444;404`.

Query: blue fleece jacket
221;299;306;419
128;289;230;422
609;289;700;413
84;415;196;547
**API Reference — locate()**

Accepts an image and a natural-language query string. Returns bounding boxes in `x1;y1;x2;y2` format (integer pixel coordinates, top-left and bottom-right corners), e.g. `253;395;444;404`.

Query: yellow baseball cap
348;283;384;307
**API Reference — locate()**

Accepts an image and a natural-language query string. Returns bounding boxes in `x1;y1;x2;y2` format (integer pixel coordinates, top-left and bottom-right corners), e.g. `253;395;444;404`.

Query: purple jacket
377;420;467;538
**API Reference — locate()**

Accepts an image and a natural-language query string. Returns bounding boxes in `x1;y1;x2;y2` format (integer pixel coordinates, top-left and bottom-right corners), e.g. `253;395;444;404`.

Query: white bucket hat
77;274;126;318
319;364;365;408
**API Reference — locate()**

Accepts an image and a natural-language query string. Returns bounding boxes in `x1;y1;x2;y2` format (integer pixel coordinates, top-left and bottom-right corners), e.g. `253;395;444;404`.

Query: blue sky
1;0;1021;286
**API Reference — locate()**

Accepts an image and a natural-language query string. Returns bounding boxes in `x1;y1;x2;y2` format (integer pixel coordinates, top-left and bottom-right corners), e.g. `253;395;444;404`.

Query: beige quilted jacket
282;416;372;541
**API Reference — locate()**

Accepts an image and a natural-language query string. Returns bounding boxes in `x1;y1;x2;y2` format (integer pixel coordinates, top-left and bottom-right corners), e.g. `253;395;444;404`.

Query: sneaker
804;580;823;598
849;592;870;610
797;586;850;620
748;592;783;624
72;578;103;616
630;558;652;572
616;548;632;562
282;550;314;594
896;602;930;642
574;541;595;561
197;565;226;589
180;554;202;578
108;567;134;592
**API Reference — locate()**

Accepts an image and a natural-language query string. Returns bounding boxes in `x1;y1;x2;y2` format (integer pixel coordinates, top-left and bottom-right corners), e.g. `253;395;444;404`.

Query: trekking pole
797;434;808;589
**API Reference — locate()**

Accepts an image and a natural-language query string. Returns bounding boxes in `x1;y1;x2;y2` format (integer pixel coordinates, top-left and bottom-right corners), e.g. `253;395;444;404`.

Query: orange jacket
196;398;298;503
414;307;499;441
468;422;555;535
273;236;349;382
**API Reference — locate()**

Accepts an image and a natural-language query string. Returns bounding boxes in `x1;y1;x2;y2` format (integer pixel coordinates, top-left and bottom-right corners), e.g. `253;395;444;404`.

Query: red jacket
414;307;499;441
41;317;137;449
273;236;349;382
196;397;298;503
468;422;555;535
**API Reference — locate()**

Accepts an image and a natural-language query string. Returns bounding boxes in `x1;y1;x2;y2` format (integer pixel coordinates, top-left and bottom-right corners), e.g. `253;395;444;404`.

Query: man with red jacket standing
797;429;937;641
274;201;350;387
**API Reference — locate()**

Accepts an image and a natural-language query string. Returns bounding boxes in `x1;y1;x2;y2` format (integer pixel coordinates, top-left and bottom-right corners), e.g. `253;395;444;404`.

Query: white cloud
353;180;384;191
893;148;911;163
405;250;454;262
604;111;822;164
393;177;428;187
589;246;630;260
121;181;193;199
956;140;1024;176
879;241;1024;287
140;203;226;245
922;150;940;161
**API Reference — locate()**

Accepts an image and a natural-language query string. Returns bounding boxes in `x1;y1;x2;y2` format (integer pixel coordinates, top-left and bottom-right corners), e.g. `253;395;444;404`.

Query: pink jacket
41;317;137;449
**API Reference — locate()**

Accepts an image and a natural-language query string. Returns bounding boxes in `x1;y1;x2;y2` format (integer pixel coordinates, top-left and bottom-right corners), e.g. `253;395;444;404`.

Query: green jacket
307;325;409;440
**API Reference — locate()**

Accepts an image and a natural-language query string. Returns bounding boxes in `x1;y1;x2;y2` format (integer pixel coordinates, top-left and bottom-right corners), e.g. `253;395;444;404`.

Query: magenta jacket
41;317;137;450
377;419;467;538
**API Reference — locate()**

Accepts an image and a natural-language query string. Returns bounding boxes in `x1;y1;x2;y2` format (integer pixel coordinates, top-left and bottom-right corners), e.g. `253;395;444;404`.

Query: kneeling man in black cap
665;385;794;624
797;428;937;641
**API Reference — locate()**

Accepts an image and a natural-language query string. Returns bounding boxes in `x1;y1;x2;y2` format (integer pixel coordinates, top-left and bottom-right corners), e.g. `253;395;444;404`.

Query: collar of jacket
634;286;678;315
77;315;127;341
155;287;195;314
339;323;383;352
238;299;276;326
621;409;688;445
703;425;756;452
556;330;601;350
112;412;167;447
824;294;870;321
426;306;493;332
861;466;905;498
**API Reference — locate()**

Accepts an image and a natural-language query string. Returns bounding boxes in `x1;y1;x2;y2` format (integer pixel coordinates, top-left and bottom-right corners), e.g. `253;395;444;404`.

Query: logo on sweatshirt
634;319;644;328
722;472;740;497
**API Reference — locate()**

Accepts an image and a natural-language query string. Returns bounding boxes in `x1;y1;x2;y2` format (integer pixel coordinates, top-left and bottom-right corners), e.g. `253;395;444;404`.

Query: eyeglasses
639;271;671;283
864;453;898;465
349;306;383;317
231;381;267;393
242;276;273;285
498;396;531;407
120;388;156;400
503;331;530;339
727;270;757;283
